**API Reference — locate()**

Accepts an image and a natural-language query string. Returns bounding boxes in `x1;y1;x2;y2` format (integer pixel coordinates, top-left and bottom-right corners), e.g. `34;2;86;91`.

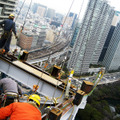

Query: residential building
67;0;115;74
0;0;18;34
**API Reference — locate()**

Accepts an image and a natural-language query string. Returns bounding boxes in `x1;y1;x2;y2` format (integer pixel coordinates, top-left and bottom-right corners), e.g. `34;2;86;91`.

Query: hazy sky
23;0;120;15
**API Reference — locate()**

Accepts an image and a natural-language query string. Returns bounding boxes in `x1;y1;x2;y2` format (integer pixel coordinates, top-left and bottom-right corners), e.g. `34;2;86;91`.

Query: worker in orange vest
0;94;42;120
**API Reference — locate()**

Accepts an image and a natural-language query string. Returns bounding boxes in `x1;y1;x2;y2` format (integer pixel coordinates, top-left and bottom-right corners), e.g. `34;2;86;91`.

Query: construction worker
0;77;22;107
0;13;17;53
0;94;42;120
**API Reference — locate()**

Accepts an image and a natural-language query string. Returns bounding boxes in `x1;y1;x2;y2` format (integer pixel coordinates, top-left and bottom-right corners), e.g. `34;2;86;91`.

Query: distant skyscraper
99;11;120;62
32;3;38;14
32;3;47;16
67;0;115;74
37;6;47;18
62;12;77;29
55;13;63;23
102;22;120;71
98;26;115;62
0;0;18;34
46;8;55;20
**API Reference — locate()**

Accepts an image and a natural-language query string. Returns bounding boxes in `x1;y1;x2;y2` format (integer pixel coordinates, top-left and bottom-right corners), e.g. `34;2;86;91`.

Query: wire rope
15;0;26;22
21;0;33;31
47;0;76;107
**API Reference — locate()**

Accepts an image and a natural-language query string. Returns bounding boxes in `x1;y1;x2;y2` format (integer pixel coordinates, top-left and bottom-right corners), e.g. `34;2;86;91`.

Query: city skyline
22;0;120;15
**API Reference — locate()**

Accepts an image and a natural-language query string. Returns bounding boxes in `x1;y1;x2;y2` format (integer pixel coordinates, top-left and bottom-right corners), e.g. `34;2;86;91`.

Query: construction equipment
73;90;85;105
65;69;74;98
0;54;105;120
49;108;63;120
51;65;61;78
19;50;29;62
81;81;94;94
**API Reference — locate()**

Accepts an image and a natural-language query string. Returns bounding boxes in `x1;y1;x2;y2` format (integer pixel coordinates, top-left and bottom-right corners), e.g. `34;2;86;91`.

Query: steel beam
0;56;63;98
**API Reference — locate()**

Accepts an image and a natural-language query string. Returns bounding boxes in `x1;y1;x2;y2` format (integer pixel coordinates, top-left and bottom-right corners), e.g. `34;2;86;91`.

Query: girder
0;56;63;98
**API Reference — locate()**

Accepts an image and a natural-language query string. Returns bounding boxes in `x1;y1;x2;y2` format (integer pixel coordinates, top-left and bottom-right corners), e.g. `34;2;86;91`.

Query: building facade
98;26;115;62
70;22;81;48
46;8;55;20
37;6;46;18
99;11;120;62
0;0;18;34
99;11;120;64
67;0;115;74
102;22;120;71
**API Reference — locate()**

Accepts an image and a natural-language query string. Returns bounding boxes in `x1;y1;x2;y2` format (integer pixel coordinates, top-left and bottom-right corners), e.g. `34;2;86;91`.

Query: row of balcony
0;0;17;7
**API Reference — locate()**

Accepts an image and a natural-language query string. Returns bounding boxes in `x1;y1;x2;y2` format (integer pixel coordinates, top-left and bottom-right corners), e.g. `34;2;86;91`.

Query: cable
40;96;49;110
59;0;85;80
85;74;103;96
56;81;67;101
22;0;32;31
53;0;75;43
68;102;74;120
15;0;26;22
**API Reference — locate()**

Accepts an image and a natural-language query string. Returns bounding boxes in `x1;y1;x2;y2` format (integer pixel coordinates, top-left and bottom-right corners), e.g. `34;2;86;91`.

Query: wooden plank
12;61;62;86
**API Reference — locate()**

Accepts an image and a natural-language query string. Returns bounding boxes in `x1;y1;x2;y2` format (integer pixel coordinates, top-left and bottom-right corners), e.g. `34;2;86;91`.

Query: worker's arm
0;103;13;119
12;22;17;36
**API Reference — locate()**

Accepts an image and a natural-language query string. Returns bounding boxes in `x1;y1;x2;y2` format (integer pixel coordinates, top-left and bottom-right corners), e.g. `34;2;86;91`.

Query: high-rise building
102;22;120;71
67;0;115;74
32;3;47;16
32;3;38;14
62;12;77;29
37;6;47;18
99;11;120;62
46;8;55;20
0;0;18;34
98;26;115;62
55;13;63;23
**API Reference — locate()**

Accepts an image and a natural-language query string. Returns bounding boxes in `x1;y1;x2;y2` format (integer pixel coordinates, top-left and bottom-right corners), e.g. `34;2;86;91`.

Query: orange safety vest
0;102;42;120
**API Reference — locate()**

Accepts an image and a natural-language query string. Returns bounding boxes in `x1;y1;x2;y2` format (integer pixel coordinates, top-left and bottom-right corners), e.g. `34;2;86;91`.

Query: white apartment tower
102;22;120;71
0;0;18;33
67;0;115;74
